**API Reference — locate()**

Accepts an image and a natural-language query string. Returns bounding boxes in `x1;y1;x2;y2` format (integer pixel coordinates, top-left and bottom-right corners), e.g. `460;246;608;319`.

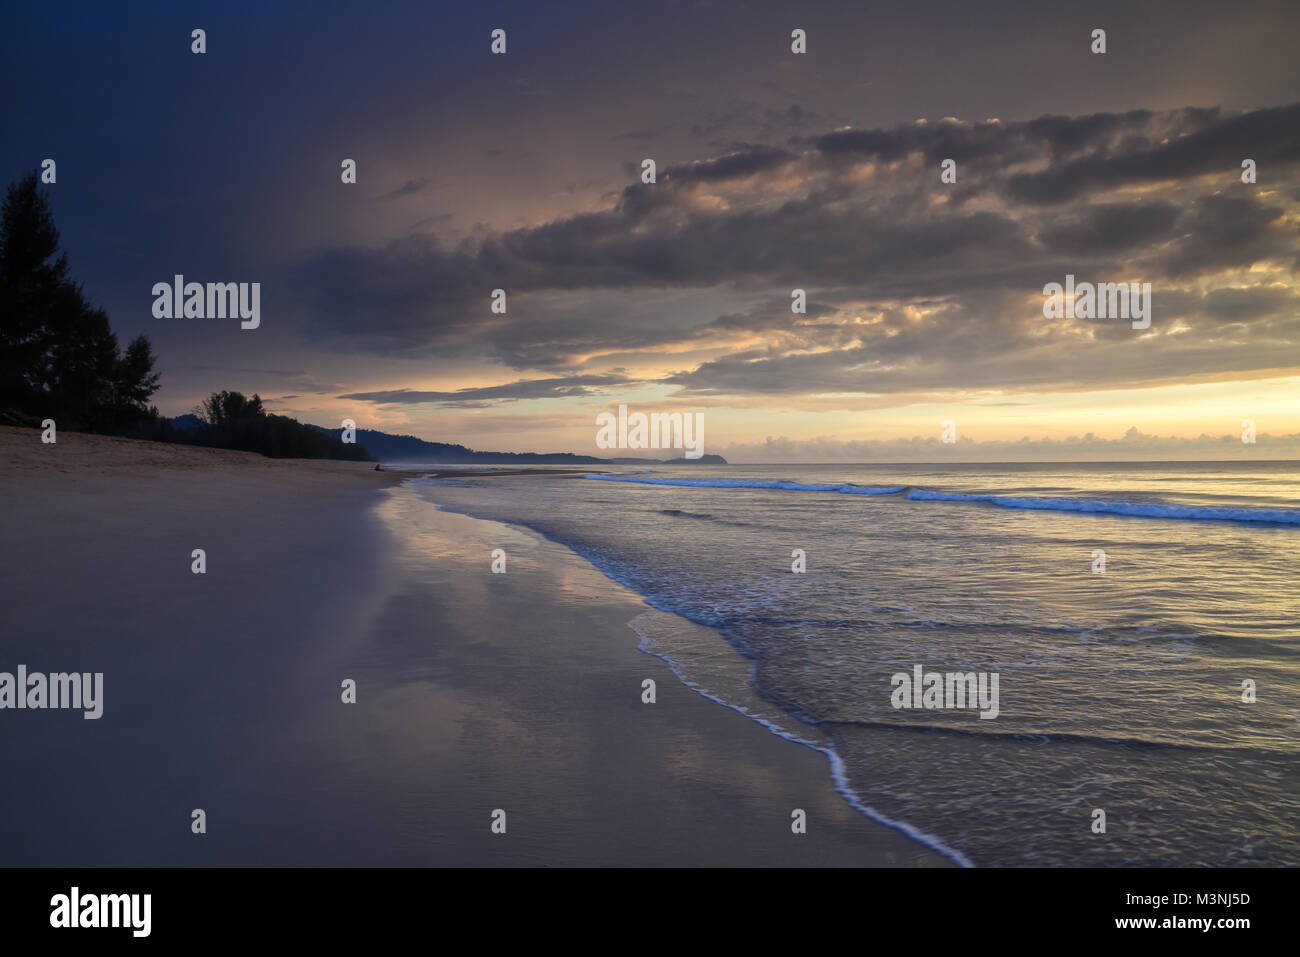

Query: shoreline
371;484;951;866
0;427;948;866
418;485;975;866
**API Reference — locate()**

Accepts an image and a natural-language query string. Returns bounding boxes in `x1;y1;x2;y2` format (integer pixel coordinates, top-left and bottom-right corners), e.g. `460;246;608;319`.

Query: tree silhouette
188;389;371;460
0;172;160;431
198;390;265;427
1;173;365;460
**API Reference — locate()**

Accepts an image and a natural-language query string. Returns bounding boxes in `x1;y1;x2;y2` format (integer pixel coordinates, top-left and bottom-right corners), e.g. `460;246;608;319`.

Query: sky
4;0;1298;461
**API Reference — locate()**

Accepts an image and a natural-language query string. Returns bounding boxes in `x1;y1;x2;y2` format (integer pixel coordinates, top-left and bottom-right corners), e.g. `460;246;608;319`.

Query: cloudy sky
5;0;1298;460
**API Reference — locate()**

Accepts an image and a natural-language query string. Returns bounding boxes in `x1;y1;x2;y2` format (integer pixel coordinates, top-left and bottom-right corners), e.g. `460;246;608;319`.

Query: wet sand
0;426;946;866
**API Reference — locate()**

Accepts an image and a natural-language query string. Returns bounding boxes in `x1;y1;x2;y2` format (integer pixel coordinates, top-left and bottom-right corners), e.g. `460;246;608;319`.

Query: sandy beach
0;426;946;866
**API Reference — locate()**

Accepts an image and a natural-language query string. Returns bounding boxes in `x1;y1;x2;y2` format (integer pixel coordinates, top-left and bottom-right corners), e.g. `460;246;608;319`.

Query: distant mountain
303;425;726;465
306;426;606;464
171;413;204;431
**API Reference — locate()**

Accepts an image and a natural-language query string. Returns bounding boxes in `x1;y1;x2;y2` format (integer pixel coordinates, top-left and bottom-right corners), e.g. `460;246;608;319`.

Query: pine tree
0;172;160;430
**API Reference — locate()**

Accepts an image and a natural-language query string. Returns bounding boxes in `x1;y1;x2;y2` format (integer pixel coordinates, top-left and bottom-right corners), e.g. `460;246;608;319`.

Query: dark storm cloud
339;373;636;406
1037;202;1182;256
304;184;1033;306
805;104;1300;207
661;146;796;184
1201;284;1297;321
1152;193;1288;278
808;109;1164;166
665;319;1291;398
663;268;1299;399
291;103;1300;391
1006;103;1300;204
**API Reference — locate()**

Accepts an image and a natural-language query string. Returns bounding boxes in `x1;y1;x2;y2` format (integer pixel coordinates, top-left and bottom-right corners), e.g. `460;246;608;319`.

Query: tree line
0;173;369;461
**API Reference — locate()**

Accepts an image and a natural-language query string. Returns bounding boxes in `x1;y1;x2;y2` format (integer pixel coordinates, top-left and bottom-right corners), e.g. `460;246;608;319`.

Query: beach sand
0;426;947;866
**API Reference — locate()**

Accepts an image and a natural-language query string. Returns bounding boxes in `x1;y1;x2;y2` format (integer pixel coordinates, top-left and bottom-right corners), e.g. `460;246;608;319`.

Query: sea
396;460;1299;867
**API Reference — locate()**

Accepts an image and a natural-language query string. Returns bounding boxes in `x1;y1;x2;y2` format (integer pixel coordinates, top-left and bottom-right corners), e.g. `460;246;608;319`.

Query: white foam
905;489;1300;524
585;475;905;494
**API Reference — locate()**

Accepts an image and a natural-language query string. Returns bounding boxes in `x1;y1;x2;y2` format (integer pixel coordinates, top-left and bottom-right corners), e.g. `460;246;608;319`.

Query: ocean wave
905;489;1300;524
817;718;1191;751
585;475;907;494
583;474;1299;524
627;613;976;868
